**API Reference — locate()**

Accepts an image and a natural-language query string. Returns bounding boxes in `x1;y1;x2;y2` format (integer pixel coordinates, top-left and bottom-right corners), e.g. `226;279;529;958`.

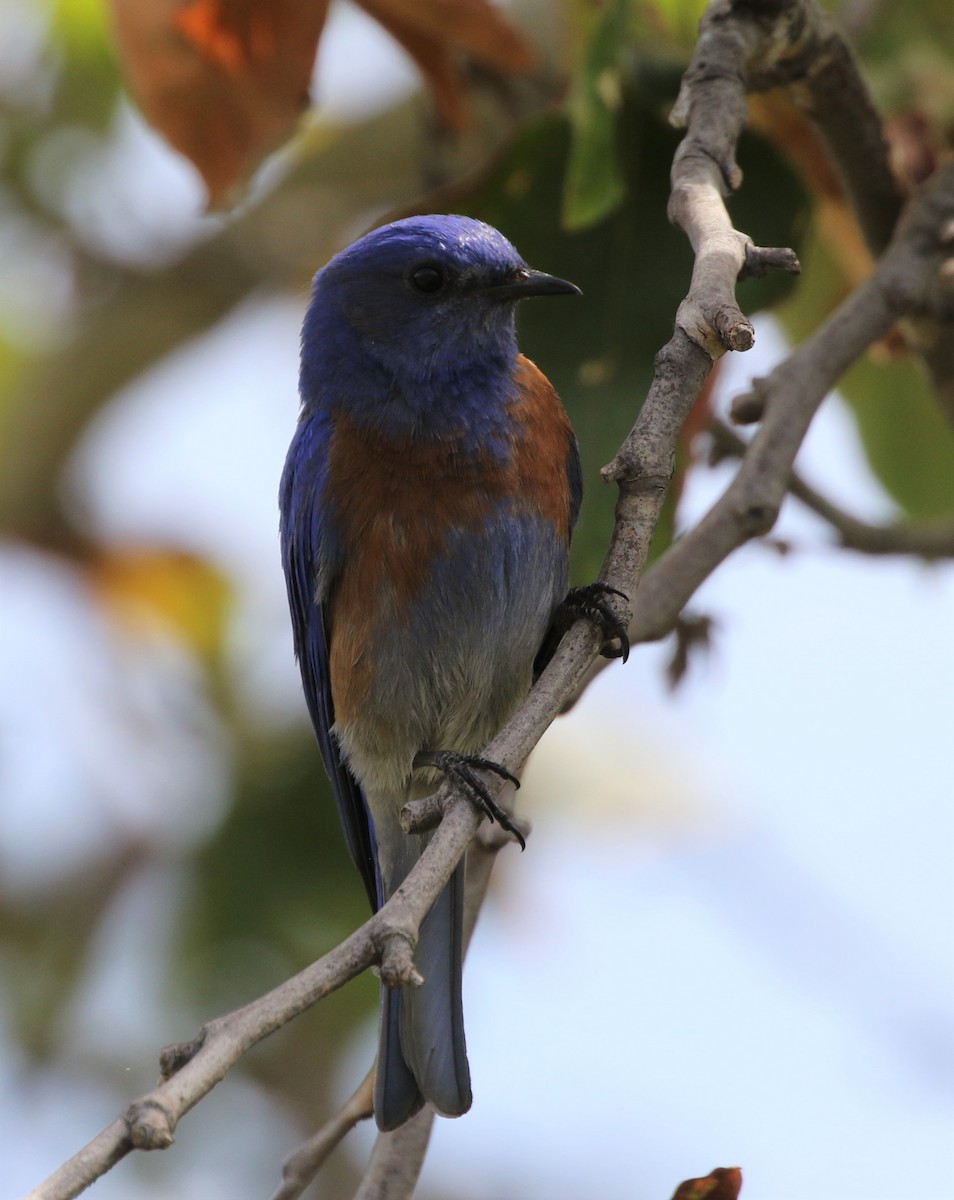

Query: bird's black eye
408;264;446;295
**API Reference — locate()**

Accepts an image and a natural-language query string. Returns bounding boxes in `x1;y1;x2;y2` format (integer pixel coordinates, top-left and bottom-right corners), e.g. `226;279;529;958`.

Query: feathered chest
325;419;508;597
322;356;574;595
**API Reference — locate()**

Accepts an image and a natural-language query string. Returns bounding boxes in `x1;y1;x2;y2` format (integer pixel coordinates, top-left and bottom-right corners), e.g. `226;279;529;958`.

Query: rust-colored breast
325;412;508;724
508;354;575;539
325;359;574;727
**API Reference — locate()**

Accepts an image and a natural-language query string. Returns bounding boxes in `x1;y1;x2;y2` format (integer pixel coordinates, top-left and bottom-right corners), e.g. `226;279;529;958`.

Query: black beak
484;268;582;301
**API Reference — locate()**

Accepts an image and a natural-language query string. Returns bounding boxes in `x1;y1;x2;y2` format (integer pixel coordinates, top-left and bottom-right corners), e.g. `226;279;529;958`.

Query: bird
279;214;624;1131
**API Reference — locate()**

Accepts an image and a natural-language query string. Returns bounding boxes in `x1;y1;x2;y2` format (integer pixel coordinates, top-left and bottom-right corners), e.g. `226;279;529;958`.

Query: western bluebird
280;214;623;1131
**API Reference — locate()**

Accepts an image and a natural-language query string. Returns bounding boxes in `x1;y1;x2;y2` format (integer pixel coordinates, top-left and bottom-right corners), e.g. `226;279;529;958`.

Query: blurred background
1;0;952;1197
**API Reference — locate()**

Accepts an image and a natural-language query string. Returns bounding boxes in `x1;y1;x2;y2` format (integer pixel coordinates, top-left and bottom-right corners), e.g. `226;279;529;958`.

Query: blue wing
567;433;583;535
279;415;378;910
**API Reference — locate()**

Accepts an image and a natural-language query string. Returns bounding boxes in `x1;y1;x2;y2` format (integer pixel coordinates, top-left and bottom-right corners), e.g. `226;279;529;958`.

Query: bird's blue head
300;215;578;429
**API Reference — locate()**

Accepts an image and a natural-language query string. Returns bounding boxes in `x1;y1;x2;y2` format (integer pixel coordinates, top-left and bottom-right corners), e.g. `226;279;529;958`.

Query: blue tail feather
373;863;472;1131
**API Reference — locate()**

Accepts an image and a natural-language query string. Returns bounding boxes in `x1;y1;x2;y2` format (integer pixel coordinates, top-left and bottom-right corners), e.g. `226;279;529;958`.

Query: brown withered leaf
747;91;873;287
884;110;941;190
671;1166;744;1200
358;0;535;129
108;0;534;207
666;612;714;691
109;0;330;206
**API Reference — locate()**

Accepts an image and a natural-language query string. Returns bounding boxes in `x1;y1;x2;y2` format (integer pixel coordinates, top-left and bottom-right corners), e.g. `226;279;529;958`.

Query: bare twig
350;819;511;1200
590;10;807;647
270;1071;375;1200
627;163;954;646
352;1108;435;1200
714;0;954;429
710;418;954;558
26;795;485;1200
786;10;902;255
589;0;814;627
675;0;902;258
272;797;515;1200
668;2;804;357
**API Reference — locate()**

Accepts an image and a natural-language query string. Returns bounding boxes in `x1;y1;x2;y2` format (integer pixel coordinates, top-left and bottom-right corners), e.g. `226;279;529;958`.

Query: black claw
561;582;630;663
414;751;525;850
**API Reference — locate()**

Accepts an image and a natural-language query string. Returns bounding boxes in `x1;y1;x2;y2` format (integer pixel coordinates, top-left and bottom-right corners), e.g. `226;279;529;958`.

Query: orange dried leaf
109;0;534;200
108;0;330;206
747;92;873;286
359;0;533;70
356;0;535;129
885;110;941;190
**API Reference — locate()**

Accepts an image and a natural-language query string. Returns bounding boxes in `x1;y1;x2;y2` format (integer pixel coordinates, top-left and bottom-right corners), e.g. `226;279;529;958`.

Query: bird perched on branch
280;214;624;1131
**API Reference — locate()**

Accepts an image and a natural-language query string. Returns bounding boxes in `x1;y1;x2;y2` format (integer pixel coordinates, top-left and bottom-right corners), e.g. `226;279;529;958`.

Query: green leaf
643;0;710;48
463;70;806;581
841;354;954;519
51;0;124;129
562;0;628;231
779;225;954;519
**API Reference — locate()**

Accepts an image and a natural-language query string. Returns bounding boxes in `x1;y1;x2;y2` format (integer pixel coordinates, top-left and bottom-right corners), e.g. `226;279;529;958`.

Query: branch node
159;1029;207;1081
677;289;762;356
401;792;445;834
376;930;424;989
720;315;755;352
730;382;767;424
740;243;802;280
666;612;715;690
601;444;670;491
601;455;636;485
740;500;779;538
125;1099;176;1150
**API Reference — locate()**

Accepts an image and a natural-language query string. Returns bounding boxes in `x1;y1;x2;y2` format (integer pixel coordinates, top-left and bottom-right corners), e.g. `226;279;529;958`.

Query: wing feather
280;418;379;910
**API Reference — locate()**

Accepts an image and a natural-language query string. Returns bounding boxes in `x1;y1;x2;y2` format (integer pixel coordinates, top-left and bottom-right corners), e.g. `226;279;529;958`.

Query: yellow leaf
92;546;231;660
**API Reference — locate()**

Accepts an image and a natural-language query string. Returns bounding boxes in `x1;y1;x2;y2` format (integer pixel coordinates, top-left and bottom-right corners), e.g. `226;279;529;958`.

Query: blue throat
299;304;521;455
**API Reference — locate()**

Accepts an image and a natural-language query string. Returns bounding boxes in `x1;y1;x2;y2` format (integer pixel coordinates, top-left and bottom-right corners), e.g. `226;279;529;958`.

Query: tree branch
674;0;903;258
709;418;954;559
570;0;952;703
32;6;954;1199
352;1108;435;1200
30;783;519;1200
26;796;486;1200
270;1071;375;1200
272;814;515;1200
627;163;954;646
705;0;954;430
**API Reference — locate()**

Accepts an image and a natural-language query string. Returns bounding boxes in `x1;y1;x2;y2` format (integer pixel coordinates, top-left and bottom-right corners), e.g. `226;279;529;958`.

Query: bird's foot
413;751;525;850
559;582;630;662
